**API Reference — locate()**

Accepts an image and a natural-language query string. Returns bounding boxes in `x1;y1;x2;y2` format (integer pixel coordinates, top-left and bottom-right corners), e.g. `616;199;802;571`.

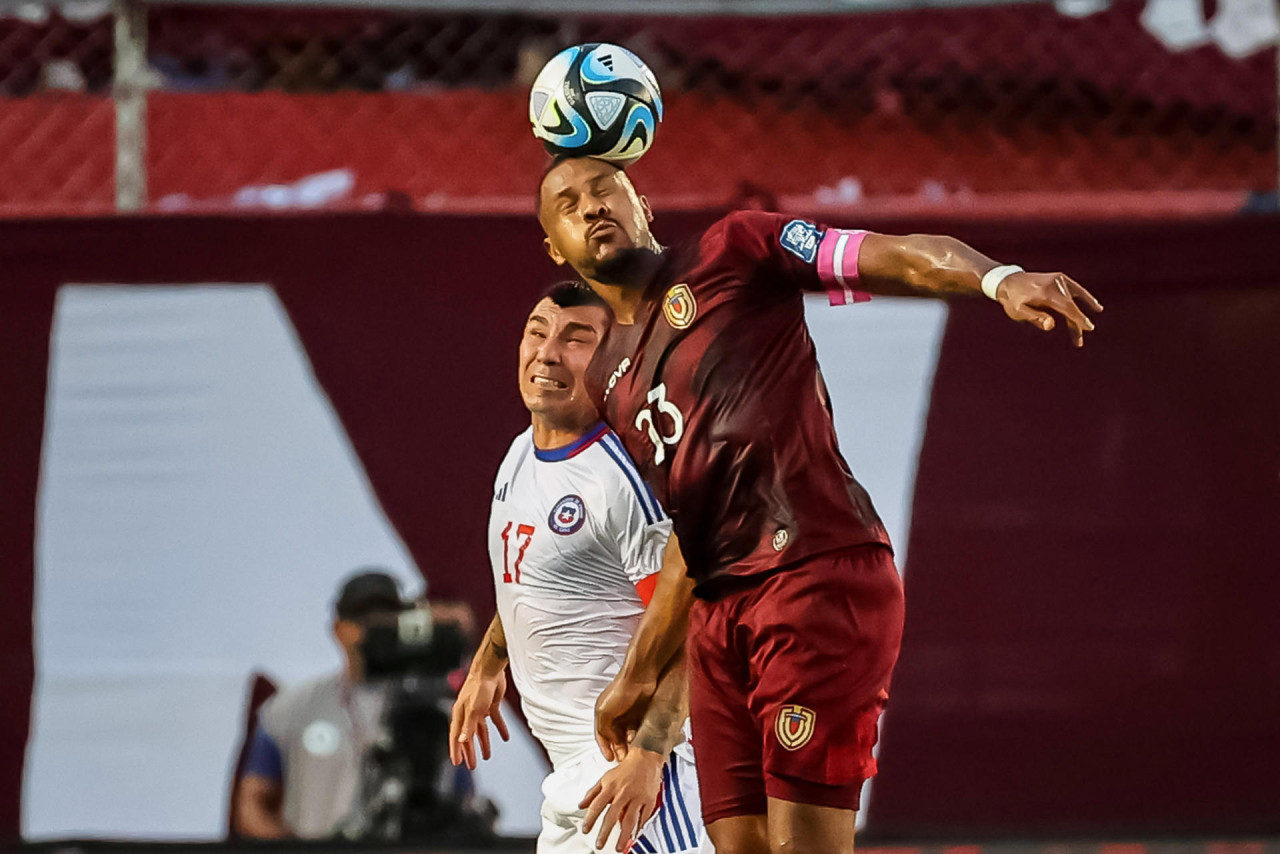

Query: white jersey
489;423;671;769
488;423;708;854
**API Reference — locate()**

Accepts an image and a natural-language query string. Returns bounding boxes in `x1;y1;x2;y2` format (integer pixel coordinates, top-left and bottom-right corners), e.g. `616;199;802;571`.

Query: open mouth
531;376;569;390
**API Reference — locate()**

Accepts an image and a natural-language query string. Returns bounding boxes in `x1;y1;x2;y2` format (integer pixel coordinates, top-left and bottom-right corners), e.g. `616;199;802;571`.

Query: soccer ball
529;43;663;165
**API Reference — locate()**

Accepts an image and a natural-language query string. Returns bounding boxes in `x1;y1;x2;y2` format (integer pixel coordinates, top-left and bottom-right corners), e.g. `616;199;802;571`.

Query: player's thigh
687;597;767;825
538;761;608;854
640;748;708;854
745;546;904;809
537;801;596;854
766;797;857;854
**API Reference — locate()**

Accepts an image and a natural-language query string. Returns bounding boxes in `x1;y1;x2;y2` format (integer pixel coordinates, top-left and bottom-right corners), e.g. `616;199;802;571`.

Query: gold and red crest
775;704;816;751
663;283;697;330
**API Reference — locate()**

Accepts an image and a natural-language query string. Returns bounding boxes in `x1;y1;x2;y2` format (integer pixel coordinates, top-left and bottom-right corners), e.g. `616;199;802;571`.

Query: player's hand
595;672;658;761
579;747;665;853
448;668;510;770
997;272;1103;348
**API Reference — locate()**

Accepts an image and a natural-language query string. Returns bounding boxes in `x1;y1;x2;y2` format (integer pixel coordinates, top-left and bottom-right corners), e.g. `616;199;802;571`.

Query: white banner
25;284;547;840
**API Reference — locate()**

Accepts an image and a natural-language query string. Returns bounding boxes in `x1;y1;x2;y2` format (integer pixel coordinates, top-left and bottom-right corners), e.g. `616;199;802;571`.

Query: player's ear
639;195;654;223
544;236;567;266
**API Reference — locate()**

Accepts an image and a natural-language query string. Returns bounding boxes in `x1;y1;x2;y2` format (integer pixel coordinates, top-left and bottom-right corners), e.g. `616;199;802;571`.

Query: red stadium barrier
0;3;1274;216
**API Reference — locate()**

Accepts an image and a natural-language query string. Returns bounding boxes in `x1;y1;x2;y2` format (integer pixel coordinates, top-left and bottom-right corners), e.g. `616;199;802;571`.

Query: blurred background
0;0;1277;850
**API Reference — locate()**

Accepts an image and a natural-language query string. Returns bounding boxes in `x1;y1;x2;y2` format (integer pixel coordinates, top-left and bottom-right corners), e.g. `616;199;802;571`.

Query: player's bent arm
632;646;690;758
470;612;510;679
596;535;693;759
622;533;693;683
856;233;997;298
234;774;289;839
856;232;1104;347
449;614;511;769
580;650;690;852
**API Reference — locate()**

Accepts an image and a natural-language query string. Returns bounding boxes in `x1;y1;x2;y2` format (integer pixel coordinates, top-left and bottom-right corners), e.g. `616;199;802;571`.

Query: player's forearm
631;648;689;757
621;535;694;683
470;613;509;679
857;233;1001;298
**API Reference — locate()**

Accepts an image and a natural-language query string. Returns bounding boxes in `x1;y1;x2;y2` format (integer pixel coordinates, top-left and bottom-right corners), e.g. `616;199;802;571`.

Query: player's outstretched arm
857;233;1104;347
595;534;694;760
448;613;511;770
581;650;690;852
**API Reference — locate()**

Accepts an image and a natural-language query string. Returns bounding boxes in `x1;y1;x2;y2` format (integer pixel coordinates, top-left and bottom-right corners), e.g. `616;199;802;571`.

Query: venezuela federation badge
663;283;697;330
775;704;817;751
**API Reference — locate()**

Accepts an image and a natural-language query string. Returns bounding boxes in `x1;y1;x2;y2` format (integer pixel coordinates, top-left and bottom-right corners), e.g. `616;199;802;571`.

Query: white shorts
538;744;708;854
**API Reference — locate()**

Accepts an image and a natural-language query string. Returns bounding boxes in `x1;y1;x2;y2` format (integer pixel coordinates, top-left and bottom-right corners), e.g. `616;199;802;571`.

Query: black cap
334;570;408;621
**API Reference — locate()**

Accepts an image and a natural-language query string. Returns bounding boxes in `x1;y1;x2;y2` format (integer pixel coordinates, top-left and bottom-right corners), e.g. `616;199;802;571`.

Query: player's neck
587;246;664;324
530;412;601;453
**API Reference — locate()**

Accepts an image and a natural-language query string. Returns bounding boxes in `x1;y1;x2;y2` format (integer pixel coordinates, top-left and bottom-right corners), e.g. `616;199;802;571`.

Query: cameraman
235;571;409;840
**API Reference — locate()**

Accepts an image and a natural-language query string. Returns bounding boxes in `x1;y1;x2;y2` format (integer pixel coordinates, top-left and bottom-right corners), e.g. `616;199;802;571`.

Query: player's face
519;297;608;426
539;158;655;281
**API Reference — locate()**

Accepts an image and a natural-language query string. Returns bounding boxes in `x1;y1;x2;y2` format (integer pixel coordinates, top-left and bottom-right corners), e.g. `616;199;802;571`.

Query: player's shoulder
703;209;785;246
494;427;534;485
570;427;631;478
696;209;808;269
578;430;666;525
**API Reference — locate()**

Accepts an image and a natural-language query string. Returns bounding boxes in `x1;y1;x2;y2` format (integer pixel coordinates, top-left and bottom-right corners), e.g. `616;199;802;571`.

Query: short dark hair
535;154;622;214
535;279;609;313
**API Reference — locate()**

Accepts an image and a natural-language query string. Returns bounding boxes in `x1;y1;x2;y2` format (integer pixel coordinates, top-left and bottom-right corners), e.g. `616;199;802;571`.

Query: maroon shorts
687;544;905;823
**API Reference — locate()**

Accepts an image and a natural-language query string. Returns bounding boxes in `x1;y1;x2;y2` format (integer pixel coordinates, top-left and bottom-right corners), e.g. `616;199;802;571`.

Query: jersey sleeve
710;209;873;307
597;438;673;586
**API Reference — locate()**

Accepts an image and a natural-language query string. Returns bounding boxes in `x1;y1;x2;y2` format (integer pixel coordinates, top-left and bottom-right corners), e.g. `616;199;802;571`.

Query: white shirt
489;423;672;769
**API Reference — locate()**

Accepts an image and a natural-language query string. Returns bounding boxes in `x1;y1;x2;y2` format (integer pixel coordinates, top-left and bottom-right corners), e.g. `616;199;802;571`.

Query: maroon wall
1;212;1277;841
867;219;1280;837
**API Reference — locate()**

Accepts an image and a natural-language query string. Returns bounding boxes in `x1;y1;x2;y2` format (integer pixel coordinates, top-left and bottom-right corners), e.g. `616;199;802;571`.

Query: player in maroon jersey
536;155;1102;854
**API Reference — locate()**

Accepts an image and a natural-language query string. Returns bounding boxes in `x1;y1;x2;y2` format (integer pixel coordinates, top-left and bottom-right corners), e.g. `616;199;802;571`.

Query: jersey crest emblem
780;219;821;263
775;704;816;751
663;283;697;330
548;494;586;535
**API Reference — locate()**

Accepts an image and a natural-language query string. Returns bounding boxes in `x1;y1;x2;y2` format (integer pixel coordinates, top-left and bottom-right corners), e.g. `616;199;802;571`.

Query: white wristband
981;264;1023;301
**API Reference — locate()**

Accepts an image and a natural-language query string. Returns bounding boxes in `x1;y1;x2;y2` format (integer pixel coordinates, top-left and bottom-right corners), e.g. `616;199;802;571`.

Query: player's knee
768;830;855;854
707;816;769;854
766;801;856;854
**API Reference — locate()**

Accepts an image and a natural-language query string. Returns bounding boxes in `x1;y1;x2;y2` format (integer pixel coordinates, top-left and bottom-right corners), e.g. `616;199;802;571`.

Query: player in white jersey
449;282;707;854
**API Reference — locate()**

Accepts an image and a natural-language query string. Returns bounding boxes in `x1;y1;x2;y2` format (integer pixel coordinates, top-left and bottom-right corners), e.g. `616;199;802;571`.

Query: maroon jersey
585;210;892;591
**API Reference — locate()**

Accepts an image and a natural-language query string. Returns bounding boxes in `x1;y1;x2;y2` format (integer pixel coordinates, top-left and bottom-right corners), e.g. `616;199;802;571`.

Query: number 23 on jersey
634;382;686;466
499;522;534;583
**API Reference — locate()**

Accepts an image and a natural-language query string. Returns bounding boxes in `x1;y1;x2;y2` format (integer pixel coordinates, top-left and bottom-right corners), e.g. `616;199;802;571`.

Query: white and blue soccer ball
529;43;663;165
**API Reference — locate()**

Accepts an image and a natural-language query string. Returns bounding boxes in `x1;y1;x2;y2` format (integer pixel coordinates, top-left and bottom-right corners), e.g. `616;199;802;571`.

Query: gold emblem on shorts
775;704;816;751
772;528;789;551
663;283;697;330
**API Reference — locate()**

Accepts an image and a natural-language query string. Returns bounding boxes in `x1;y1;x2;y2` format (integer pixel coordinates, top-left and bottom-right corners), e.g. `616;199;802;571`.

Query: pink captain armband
816;228;872;306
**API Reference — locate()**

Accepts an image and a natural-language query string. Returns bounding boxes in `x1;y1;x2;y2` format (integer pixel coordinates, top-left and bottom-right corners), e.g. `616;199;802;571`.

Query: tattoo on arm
632;650;689;756
473;614;509;676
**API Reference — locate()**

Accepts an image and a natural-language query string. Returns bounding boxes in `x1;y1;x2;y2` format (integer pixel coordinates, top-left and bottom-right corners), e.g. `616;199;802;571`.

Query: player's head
537;156;658;286
519;280;609;431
